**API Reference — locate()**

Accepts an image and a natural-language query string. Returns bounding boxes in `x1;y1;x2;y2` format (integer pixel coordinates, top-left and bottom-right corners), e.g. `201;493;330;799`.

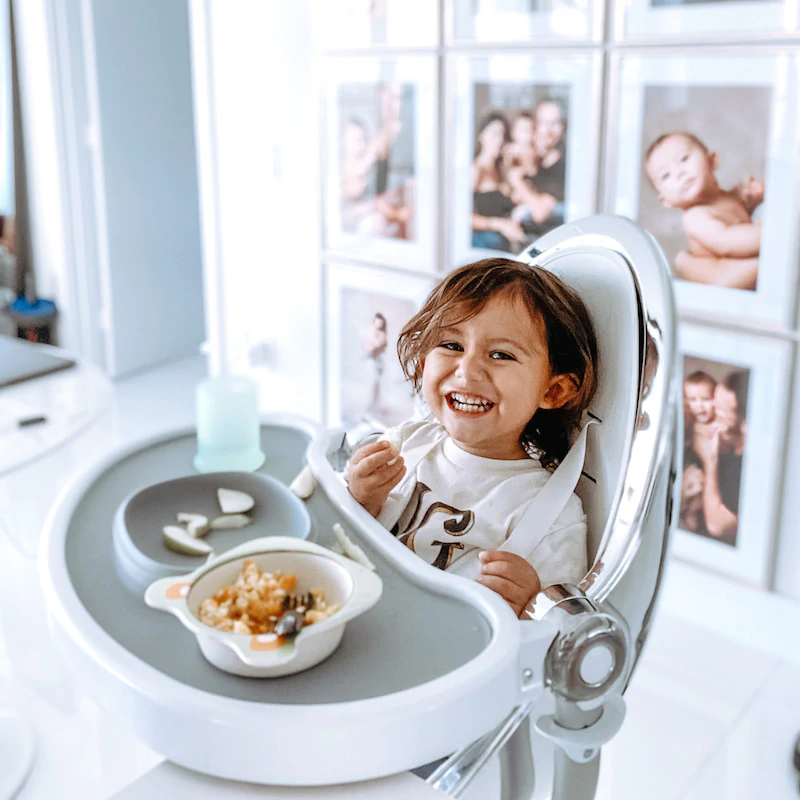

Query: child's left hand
476;551;542;618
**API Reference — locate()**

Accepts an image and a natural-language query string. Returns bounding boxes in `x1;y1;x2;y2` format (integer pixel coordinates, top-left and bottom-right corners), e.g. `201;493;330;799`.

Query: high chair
39;215;678;799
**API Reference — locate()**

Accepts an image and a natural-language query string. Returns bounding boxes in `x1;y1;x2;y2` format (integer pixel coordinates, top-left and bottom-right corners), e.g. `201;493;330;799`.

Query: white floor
2;355;800;799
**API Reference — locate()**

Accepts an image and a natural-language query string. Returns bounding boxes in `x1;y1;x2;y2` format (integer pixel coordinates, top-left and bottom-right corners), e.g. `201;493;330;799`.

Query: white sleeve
527;519;588;589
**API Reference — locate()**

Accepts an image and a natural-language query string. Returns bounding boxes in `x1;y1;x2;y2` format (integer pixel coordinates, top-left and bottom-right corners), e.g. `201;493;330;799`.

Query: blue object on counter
194;376;266;473
8;295;57;344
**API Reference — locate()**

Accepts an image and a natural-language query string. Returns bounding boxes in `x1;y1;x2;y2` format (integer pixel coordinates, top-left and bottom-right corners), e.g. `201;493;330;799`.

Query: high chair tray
40;416;527;786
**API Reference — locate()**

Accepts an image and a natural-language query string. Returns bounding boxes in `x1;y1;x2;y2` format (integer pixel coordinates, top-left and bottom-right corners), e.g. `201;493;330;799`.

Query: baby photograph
471;81;570;256
681;354;749;548
337;80;417;242
637;84;771;293
337;286;417;428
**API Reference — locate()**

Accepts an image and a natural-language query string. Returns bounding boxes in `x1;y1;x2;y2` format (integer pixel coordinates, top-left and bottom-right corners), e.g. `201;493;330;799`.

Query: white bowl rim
144;537;383;667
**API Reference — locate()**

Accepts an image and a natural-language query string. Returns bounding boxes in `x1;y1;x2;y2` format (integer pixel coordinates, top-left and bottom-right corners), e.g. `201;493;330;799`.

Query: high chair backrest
519;216;679;606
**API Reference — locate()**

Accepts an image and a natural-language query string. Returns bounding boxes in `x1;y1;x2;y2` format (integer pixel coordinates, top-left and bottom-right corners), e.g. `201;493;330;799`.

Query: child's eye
490;351;515;361
680;154;689;162
440;342;462;351
661;171;670;181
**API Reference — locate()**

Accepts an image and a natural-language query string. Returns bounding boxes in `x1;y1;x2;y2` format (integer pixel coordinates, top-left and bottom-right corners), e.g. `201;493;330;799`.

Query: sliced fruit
217;488;255;515
177;512;210;538
380;428;404;452
289;465;315;499
332;523;375;571
209;514;253;530
380;428;404;465
163;525;214;556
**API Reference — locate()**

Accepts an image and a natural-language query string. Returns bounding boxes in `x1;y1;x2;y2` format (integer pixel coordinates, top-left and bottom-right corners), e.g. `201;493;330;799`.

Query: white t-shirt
375;419;588;588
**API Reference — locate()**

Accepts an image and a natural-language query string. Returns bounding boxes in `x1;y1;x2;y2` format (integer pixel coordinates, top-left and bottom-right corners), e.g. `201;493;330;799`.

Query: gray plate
113;471;310;593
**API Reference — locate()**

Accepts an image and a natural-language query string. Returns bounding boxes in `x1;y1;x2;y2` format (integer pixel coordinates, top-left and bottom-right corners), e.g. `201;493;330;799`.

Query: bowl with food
144;536;382;677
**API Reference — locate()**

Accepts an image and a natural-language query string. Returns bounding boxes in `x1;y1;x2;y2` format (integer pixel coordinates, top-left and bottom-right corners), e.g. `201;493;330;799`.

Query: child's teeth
450;392;492;412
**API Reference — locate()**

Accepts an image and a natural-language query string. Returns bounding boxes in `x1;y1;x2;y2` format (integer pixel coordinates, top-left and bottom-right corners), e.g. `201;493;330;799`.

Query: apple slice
177;513;210;538
217;488;255;515
332;523;375;571
163;525;214;556
380;428;404;466
289;465;315;499
209;514;253;530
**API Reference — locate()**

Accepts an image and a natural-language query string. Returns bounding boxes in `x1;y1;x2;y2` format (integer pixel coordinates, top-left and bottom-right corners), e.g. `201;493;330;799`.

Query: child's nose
454;350;486;381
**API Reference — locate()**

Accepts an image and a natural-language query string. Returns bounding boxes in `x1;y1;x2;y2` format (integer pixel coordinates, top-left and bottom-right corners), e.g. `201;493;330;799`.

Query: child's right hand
346;440;406;518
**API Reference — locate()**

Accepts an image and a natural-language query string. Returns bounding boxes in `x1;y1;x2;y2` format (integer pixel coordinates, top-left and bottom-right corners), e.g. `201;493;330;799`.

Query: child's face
511;116;535;147
646;135;717;210
681;464;705;500
684;380;715;424
420;293;568;460
682;463;704;498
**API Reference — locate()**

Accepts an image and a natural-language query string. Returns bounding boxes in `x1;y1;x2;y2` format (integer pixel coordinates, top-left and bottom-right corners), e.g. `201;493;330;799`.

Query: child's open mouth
446;392;494;414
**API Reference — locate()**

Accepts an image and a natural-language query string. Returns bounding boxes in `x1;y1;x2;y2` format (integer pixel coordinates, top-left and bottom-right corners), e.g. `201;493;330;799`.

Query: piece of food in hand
289;465;315;499
163;524;214;556
209;513;253;530
333;523;376;571
217;487;255;515
177;512;210;538
380;428;404;465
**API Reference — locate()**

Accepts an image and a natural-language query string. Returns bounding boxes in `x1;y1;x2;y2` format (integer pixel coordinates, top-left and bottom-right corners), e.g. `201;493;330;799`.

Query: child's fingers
349;440;391;467
349;455;405;490
475;574;530;613
478;550;517;563
380;463;407;492
350;445;401;477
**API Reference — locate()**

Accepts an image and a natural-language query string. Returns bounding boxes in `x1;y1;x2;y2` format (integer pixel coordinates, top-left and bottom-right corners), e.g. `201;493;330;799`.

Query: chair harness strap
498;417;597;560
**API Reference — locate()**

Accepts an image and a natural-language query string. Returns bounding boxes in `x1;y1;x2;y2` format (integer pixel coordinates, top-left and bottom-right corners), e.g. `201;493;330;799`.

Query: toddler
644;132;762;289
346;258;598;617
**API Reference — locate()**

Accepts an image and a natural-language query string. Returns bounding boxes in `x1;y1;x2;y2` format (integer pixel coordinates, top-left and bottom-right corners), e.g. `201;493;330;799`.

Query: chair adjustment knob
538;585;628;704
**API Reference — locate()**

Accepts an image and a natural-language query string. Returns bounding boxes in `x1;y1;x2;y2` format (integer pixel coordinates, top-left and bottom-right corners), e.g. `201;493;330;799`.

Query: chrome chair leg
426;702;535;798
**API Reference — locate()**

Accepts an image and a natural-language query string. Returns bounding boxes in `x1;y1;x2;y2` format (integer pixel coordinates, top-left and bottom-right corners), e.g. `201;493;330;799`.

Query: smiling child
346;258;598;617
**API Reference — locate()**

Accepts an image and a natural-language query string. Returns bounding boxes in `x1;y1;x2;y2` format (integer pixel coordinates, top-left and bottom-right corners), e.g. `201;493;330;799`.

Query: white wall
89;0;205;377
191;0;322;420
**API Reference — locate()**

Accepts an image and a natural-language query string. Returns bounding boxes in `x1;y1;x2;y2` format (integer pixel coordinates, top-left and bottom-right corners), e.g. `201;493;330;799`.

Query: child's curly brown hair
397;257;598;470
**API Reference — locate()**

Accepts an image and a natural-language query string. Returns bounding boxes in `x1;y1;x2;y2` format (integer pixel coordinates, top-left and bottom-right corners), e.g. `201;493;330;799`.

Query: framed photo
448;0;604;44
312;0;439;49
615;0;799;42
607;51;800;328
449;52;601;267
324;260;434;429
673;323;791;587
323;56;438;272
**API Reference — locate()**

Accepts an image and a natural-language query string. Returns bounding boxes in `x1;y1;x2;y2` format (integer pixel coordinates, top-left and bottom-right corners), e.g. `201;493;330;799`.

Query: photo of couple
637;85;771;292
680;356;749;548
471;83;569;255
338;80;416;242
